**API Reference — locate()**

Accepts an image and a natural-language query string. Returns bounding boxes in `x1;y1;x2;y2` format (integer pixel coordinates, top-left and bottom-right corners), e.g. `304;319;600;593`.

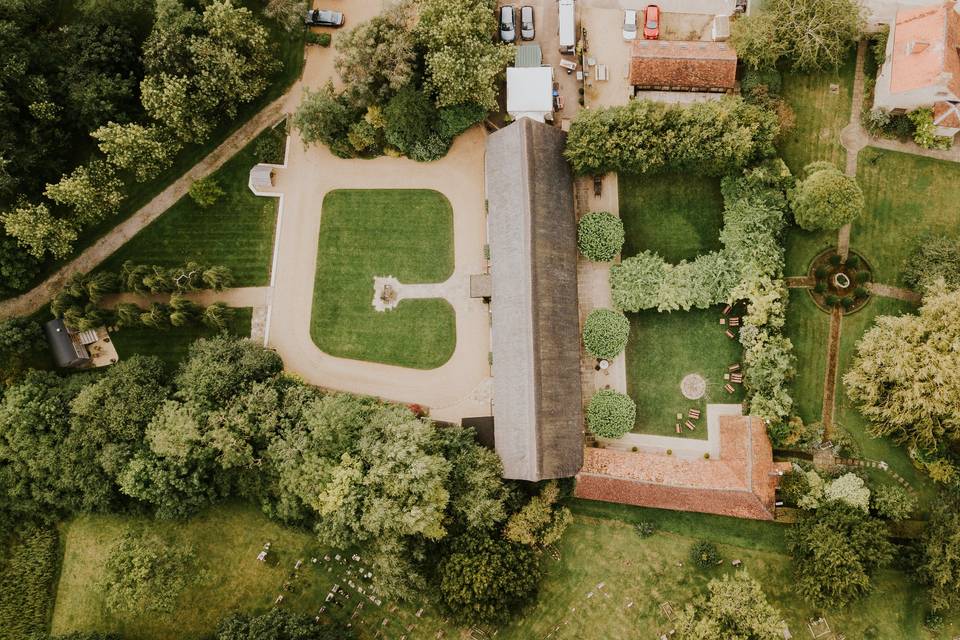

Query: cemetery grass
49;500;959;639
310;189;456;370
99;130;281;287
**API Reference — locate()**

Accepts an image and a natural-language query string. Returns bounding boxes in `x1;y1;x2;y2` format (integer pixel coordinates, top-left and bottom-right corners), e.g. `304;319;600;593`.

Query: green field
100;129;280;287
852;147;960;286
50;500;960;640
778;51;857;173
783;290;829;425
20;1;305;295
625;307;745;438
311;189;456;370
110;308;252;370
618;173;724;262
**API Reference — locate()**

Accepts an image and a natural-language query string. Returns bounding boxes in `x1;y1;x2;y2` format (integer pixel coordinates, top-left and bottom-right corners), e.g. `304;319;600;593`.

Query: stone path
820;307;843;433
0;93;292;320
784;276;814;288
866;282;923;303
837;224;851;260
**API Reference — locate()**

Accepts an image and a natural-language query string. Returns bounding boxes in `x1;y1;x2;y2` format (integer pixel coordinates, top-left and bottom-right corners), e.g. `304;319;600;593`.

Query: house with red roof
873;1;960;136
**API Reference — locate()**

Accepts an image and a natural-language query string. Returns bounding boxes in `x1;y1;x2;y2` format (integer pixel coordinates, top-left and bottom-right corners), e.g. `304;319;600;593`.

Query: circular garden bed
807;248;873;315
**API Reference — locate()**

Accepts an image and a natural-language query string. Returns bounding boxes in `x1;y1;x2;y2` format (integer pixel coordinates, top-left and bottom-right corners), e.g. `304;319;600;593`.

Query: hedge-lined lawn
779;51;856;173
110;308;252;370
783;290;829;425
311;189;456;370
618;173;724;263
625;307;745;439
99;129;280;287
852;148;960;286
834;297;938;508
20;2;304;295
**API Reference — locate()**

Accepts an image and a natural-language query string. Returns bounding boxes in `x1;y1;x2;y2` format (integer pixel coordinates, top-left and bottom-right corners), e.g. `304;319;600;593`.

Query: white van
558;0;575;54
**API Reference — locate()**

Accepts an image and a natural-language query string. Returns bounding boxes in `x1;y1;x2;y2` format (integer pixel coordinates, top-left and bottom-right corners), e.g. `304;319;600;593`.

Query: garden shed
485;118;583;481
44;319;91;368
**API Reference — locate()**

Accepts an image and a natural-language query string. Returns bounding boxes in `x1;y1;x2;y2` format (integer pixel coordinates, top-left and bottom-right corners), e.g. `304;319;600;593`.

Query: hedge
586;390;636;439
577;212;624;262
582;309;630;360
564;97;780;176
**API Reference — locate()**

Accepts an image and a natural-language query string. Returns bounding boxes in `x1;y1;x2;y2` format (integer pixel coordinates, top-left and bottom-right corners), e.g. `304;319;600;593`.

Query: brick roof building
575;416;791;520
874;1;960;136
629;40;737;92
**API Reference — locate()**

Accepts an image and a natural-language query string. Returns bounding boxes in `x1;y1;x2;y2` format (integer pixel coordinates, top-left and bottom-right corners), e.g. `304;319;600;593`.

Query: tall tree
174;335;283;410
843;284;960;453
0;200;78;259
916;501;960;613
674;572;784;640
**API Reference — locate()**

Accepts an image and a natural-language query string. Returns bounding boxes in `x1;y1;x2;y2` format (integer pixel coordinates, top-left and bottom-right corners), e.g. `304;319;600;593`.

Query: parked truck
558;0;575;54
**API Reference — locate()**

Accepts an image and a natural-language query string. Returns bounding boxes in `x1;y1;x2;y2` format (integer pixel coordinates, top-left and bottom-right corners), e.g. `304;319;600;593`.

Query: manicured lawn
110;308;252;371
778;51;856;173
47;500;960;640
784;226;835;278
99;130;280;287
19;2;304;295
783;290;829;425
625;307;745;438
618;173;724;262
852;147;960;286
311;189;456;370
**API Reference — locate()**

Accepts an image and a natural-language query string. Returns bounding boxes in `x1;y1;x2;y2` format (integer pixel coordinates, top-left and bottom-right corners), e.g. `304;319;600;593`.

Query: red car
643;4;660;40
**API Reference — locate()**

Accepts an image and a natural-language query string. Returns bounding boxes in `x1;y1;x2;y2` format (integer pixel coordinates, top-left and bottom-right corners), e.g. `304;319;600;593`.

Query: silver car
499;5;516;43
520;5;535;40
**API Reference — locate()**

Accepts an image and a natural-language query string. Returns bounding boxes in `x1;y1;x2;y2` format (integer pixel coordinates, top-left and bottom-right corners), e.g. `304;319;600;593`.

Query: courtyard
310;189;457;370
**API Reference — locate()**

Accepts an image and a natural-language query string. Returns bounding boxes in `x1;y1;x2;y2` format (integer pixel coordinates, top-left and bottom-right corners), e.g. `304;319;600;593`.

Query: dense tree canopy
786;501;894;607
916;501;960;613
789;161;864;231
214;609;354;640
101;530;202;614
674;572;784;640
903;234;960;293
732;0;864;71
843;284;960;455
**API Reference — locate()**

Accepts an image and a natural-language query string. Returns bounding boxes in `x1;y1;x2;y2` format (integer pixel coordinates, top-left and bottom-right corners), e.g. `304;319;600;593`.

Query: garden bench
675;423;681;433
731;373;743;383
724;383;735;393
688;409;701;419
722;304;732;315
729;317;740;327
725;329;735;339
685;421;695;430
728;363;740;371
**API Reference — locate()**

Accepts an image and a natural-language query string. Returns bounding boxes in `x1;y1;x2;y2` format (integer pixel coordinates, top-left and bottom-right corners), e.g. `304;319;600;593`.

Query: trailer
558;0;575;54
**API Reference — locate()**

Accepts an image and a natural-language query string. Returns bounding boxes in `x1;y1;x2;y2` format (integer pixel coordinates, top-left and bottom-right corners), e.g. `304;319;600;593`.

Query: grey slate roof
485;118;584;481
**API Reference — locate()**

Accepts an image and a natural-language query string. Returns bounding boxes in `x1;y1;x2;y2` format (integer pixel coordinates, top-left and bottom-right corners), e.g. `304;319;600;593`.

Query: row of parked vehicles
623;5;660;41
498;5;536;43
498;3;659;45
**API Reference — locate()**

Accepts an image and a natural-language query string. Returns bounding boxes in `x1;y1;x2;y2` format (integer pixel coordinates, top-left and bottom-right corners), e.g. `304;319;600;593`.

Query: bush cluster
586;390;636;439
689;540;721;568
564;97;779;176
577;212;624;262
582;309;630;360
903;234;960;292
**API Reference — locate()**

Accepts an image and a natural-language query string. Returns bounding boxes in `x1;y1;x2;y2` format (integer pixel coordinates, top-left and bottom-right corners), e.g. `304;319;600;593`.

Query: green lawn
50;501;959;640
778;51;857;173
852;147;960;286
618;173;724;262
99;129;280;287
625;307;745;438
784;226;835;278
110;308;252;371
18;2;305;296
783;290;829;425
311;189;456;370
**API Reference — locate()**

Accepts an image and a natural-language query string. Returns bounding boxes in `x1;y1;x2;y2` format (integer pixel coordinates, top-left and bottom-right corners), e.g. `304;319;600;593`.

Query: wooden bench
685;421;696;430
688;409;701;419
725;329;735;339
724;383;735;394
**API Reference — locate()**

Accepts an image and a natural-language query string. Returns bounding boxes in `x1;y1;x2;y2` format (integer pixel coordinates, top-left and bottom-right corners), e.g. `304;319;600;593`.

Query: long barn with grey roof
484;118;584;481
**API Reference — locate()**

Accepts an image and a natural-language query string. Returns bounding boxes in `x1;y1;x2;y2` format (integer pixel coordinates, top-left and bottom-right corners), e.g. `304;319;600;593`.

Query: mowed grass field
100;130;280;287
109;307;253;370
778;51;856;174
618;173;724;263
625;307;745;438
50;501;960;640
311;189;456;370
783;290;829;425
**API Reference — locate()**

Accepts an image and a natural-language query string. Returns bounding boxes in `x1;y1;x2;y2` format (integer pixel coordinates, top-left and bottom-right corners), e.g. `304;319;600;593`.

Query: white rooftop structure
506;66;554;123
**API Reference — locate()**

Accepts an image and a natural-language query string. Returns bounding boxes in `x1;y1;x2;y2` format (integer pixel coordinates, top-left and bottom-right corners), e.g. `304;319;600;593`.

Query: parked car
622;9;638;41
643;4;660;40
305;9;344;27
520;5;535;40
499;5;516;43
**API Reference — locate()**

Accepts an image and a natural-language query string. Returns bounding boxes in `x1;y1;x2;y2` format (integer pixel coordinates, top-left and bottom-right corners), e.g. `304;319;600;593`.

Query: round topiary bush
577;212;624;262
582;309;630;359
689;540;721;568
586;390;636;439
790;161;865;231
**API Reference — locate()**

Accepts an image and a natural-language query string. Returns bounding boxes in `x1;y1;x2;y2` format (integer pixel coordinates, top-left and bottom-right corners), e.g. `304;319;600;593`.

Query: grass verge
311;189;456;370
